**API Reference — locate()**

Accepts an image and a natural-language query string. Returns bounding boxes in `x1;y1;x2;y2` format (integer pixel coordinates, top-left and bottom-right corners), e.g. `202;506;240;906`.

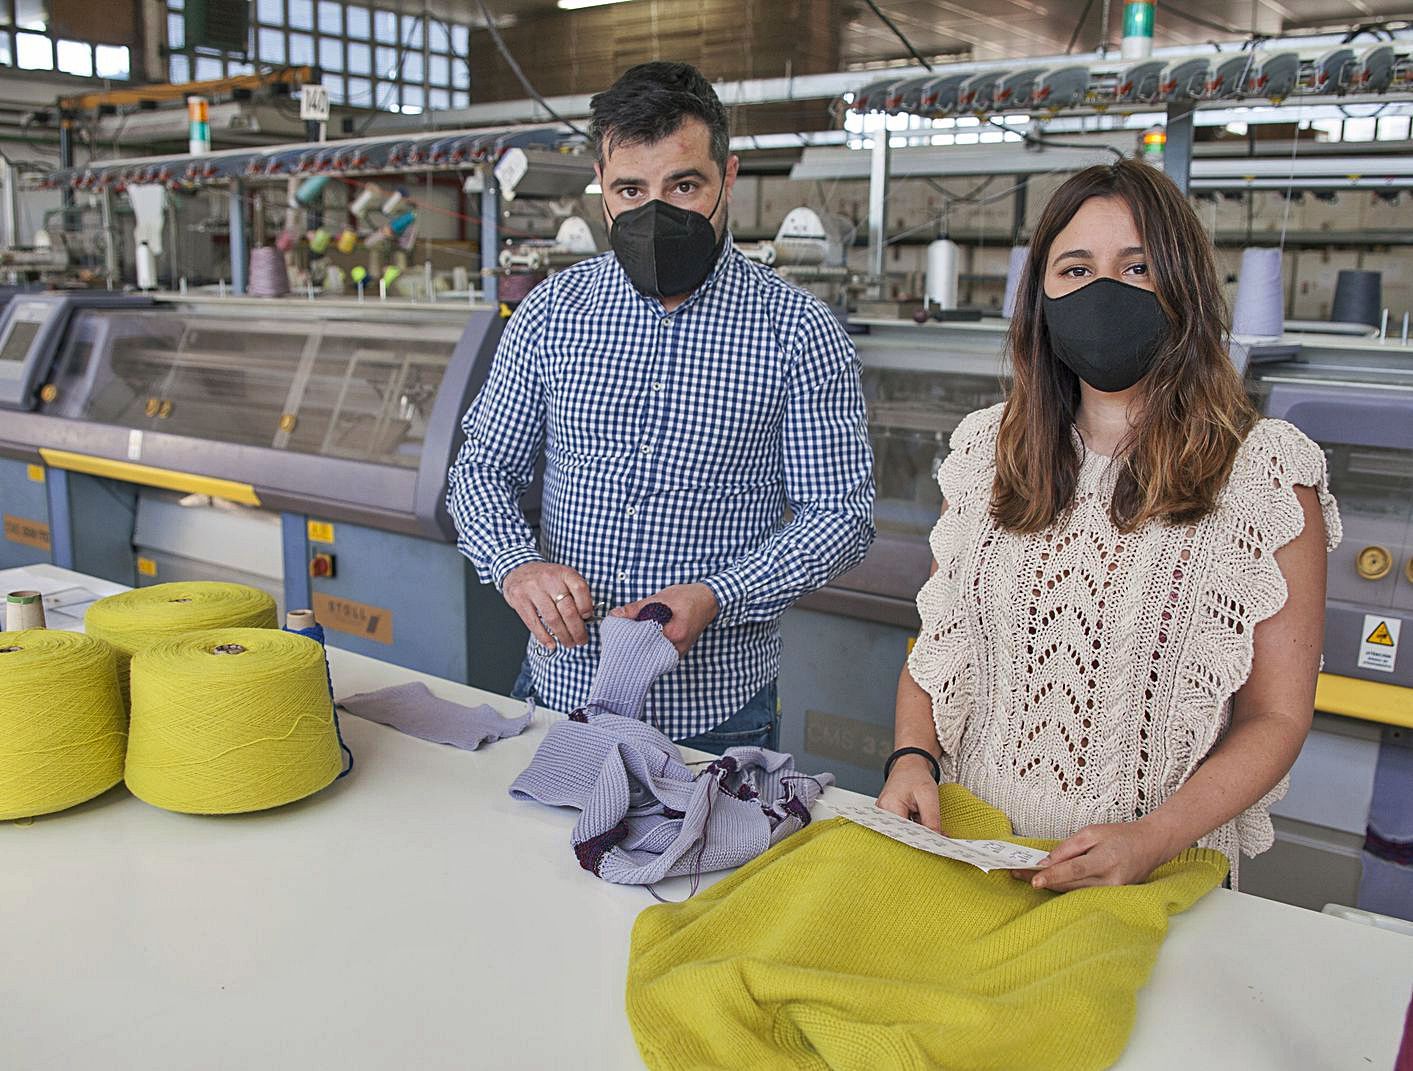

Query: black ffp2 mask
606;182;726;299
1042;277;1169;393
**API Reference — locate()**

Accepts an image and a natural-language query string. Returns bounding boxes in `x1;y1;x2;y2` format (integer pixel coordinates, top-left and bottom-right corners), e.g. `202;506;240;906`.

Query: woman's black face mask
1041;276;1169;393
605;179;726;299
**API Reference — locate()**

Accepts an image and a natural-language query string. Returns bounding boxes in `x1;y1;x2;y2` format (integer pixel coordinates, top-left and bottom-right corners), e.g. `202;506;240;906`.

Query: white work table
3;565;1411;1070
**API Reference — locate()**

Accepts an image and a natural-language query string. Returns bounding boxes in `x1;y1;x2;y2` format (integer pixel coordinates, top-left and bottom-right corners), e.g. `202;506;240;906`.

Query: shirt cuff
491;544;545;590
702;568;751;626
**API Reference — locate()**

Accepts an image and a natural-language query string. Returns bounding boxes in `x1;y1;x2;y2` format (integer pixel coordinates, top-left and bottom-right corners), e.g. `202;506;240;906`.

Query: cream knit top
907;404;1341;886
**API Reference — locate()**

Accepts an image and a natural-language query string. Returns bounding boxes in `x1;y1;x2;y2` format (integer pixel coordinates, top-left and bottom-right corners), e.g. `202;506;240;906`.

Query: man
447;61;874;753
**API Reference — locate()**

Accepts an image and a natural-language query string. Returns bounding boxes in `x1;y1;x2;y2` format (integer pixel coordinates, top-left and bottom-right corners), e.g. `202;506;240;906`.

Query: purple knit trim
635;602;674;625
707;756;738;776
568;707;589;723
661;807;685;820
702;755;758;802
573;819;630;875
783;795;812;825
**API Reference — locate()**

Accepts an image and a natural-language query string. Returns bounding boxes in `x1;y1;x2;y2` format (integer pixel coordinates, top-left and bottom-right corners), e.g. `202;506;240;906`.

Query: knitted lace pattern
908;404;1341;887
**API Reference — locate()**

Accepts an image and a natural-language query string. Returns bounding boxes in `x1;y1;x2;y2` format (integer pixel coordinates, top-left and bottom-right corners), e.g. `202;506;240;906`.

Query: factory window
159;0;475;113
258;26;285;64
1342;116;1377;142
1378;115;1411;141
57;38;92;77
15;0;43;29
346;75;371;105
428;53;449;87
15;29;51;69
289;31;314;65
373;43;394;76
428;18;449;52
845;109;1022;150
318;35;340;71
317;0;341;34
288;0;314;32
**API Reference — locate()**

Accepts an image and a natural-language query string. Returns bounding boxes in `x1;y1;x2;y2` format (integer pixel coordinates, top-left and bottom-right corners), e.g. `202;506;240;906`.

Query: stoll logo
312;593;394;644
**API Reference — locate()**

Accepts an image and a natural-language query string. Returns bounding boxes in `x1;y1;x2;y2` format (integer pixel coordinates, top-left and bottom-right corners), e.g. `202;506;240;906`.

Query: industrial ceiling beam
58;66;317;112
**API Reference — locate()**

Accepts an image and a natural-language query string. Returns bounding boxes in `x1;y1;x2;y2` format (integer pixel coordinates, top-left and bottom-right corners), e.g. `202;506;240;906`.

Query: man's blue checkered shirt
447;234;875;739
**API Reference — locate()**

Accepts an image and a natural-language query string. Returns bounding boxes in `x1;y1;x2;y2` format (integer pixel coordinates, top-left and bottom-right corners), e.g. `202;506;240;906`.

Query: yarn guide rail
833;802;1051;872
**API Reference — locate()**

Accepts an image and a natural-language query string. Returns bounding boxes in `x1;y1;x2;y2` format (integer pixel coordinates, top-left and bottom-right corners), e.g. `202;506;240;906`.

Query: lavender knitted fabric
508;614;832;886
338;681;532;750
584;613;680;719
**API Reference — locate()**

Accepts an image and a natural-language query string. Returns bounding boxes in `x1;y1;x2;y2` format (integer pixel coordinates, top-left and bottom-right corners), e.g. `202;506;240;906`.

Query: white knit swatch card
833;803;1050;872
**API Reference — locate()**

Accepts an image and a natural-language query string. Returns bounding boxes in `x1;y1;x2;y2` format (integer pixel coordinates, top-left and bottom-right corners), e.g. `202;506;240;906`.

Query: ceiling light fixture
557;0;635;9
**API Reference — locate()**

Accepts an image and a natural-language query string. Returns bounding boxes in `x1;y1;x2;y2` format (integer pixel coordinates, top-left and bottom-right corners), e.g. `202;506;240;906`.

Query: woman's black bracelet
884;747;941;784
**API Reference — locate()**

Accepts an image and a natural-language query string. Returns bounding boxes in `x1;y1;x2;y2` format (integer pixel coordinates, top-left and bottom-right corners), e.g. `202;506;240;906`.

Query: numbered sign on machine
300;84;331;123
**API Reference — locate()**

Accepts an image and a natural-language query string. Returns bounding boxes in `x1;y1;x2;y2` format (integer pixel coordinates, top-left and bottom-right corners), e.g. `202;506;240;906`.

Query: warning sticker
1358;614;1401;674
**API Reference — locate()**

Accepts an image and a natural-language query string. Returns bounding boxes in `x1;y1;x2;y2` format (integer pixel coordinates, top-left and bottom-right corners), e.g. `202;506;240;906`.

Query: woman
877;159;1340;891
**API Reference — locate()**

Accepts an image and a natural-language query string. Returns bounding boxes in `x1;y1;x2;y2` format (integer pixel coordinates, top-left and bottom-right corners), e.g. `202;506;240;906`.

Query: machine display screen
0;319;41;363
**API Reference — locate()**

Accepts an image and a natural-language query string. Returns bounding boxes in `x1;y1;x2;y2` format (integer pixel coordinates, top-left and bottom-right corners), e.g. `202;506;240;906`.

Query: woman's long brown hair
992;159;1259;534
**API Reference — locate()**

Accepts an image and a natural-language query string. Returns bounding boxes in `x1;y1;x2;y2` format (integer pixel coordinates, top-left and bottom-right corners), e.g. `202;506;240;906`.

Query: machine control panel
0;293;152;410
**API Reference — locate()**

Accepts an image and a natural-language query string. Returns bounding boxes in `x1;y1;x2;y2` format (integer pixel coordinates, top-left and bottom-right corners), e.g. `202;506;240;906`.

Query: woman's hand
875;754;943;834
1012;818;1178;892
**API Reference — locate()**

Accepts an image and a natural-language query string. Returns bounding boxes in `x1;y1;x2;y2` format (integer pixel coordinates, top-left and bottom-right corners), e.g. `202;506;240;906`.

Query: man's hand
611;583;719;655
503;562;594;650
1011;818;1178;892
875;755;942;834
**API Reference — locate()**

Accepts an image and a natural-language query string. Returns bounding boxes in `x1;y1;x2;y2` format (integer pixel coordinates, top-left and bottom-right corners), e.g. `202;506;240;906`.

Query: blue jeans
511;656;778;755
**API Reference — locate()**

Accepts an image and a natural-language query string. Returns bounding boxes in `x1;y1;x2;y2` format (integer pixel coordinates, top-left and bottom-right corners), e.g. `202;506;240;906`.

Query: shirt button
640;442;652;455
652;381;663;391
660;316;671;327
617;570;628;581
626;506;636;517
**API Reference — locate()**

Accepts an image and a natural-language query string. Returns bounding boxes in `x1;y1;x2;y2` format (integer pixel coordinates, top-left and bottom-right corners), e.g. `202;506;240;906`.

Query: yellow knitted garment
627;784;1228;1071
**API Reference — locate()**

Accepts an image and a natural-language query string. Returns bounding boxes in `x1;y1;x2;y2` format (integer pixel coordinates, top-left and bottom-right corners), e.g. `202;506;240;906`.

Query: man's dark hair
589;62;730;173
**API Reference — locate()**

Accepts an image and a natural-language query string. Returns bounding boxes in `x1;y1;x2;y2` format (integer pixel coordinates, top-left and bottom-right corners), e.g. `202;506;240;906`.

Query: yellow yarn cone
0;629;127;821
85;582;277;705
124;628;342;814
